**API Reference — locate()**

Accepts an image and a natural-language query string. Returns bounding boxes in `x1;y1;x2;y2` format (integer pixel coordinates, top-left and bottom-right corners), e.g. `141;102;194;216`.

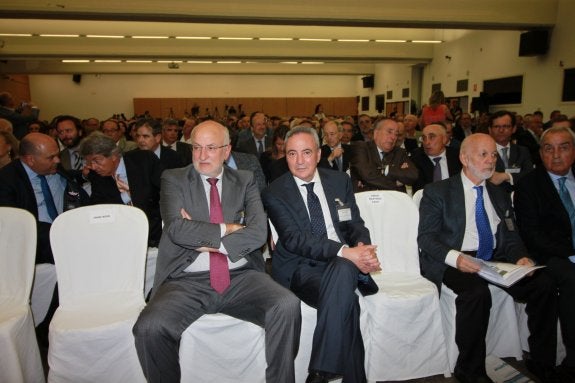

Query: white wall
29;74;358;121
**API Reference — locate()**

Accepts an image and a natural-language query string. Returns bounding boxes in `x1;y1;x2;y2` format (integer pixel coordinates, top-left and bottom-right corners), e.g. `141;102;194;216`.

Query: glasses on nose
85;156;109;167
191;144;228;154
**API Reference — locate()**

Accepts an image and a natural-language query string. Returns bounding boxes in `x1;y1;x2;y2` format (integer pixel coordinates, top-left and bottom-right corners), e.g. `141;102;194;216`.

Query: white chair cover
412;188;424;208
0;207;45;383
355;191;450;381
31;263;57;326
48;205;147;383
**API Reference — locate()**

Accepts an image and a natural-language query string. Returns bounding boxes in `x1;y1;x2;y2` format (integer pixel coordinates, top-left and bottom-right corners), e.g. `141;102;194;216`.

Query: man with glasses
488;110;533;191
101;118;137;153
133;120;301;383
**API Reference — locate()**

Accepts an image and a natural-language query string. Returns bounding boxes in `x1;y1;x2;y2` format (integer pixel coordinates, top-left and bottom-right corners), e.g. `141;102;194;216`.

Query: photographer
0;91;40;140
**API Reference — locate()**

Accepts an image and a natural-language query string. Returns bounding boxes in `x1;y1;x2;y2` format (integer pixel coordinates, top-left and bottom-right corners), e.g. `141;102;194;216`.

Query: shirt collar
460;171;486;190
293;169;320;187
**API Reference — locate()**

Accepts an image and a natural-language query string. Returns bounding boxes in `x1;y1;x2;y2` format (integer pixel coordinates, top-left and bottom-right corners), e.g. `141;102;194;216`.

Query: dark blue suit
418;174;557;379
263;167;373;382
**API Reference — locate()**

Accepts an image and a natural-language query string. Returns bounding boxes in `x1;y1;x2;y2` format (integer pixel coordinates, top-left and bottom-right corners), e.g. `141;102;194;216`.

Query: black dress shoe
305;371;328;383
525;358;561;383
557;363;575;382
357;273;378;296
453;369;494;383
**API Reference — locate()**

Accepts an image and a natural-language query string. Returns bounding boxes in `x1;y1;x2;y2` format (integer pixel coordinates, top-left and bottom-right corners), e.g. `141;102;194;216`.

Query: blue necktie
432;157;442;182
473;185;493;261
558;177;575;248
39;175;59;221
303;182;327;238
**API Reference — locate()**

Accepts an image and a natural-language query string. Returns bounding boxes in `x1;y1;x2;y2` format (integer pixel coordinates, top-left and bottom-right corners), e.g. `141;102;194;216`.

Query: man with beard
55;115;84;172
418;133;559;383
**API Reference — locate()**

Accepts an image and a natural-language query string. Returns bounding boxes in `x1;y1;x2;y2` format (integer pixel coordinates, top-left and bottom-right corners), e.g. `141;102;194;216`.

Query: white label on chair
367;194;383;204
89;208;116;224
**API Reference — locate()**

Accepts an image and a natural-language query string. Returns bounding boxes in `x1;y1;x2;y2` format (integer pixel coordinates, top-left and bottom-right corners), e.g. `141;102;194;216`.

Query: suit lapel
187;167;210;222
318;170;344;241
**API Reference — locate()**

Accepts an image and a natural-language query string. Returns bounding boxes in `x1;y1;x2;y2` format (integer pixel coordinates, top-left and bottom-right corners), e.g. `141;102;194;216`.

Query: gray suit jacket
153;165;267;297
228;151;266;192
418;173;527;289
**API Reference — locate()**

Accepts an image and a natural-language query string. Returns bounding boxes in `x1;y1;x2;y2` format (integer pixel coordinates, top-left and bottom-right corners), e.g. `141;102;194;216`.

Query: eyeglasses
191;144;228;154
491;125;513;130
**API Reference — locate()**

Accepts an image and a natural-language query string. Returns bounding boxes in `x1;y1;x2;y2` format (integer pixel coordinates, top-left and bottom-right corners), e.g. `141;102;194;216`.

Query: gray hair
285;126;320;148
79;131;121;158
540;125;575;145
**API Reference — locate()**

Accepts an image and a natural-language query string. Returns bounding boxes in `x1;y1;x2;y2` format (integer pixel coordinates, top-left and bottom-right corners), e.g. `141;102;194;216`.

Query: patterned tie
432;157;442;182
72;150;82;170
558;177;575;248
207;178;230;294
257;139;264;155
500;147;509;168
473;185;493;261
303;182;327;238
38;175;58;221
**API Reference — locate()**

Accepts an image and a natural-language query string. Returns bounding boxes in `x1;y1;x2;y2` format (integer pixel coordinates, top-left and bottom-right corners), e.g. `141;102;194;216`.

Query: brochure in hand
462;254;545;287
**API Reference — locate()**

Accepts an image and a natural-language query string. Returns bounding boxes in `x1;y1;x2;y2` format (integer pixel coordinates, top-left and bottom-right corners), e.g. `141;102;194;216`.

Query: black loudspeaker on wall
519;30;550;56
72;74;82;84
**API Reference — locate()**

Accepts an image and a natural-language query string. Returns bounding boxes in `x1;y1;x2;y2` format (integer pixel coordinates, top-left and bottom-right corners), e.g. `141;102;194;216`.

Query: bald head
190;120;232;177
460;133;498;184
19;133;61;175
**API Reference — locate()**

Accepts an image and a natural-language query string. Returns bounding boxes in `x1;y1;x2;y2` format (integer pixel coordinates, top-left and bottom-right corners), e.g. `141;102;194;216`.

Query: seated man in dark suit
226;150;267;192
350;118;418;193
263;126;380;383
162;118;193;166
320;120;351;173
515;113;543;167
411;122;461;193
418;133;558;383
235;111;273;158
133;120;300;383
79;132;162;248
134;118;183;170
487;110;533;191
514;125;575;380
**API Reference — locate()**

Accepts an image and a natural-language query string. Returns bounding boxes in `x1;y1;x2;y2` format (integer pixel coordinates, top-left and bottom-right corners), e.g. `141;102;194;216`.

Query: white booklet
462;254;546;287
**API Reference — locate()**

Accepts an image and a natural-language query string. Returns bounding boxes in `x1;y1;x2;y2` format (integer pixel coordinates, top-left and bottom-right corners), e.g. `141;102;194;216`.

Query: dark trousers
133;268;301;383
443;267;557;377
545;257;575;368
291;257;365;383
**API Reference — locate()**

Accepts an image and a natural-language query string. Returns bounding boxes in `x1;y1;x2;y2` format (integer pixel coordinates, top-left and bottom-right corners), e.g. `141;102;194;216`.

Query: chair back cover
0;207;36;306
355;190;420;274
50;204;148;310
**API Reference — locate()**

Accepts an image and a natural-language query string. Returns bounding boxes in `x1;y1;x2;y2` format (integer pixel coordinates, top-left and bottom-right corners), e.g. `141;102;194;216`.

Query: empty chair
355;190;450;381
48;204;148;383
0;207;45;383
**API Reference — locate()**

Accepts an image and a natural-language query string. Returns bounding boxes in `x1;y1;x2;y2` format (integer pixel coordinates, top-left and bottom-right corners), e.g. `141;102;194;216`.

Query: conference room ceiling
0;0;558;75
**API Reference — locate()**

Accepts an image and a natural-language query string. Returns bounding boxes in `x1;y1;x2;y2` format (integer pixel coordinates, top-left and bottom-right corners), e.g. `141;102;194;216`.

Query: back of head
79;131;120;158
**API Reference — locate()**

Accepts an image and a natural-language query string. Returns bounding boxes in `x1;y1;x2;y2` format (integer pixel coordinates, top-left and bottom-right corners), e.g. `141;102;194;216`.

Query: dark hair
489;110;516;127
135;118;162;136
52;114;83;133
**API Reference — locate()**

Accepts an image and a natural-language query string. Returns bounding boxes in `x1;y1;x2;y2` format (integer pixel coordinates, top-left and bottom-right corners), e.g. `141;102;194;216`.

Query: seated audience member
350;118;418;193
135;118;183;170
0;118;14;134
396;121;418;155
445;120;461;150
0;130;19;168
340;121;355;145
453;112;475;142
544;109;562;129
514;125;575;381
320;120;351;172
418;133;558;383
236;111;273;158
263;126;379;383
80;132;162;247
83;117;100;136
403;113;422;142
226;149;267;192
180;116;197;143
516;113;543;167
54;115;84;172
260;125;289;184
27;120;44;134
0;91;40;139
411;123;461;193
162;118;192;166
353;114;373;142
551;115;573;130
133;120;301;383
101;118;137;153
487;110;533;191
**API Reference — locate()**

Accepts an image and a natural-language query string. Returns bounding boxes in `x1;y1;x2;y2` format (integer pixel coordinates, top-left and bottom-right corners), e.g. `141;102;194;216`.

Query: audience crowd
2;87;575;383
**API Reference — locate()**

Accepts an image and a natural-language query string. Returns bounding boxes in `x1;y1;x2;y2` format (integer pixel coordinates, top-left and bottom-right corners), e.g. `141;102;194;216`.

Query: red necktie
207;178;230;293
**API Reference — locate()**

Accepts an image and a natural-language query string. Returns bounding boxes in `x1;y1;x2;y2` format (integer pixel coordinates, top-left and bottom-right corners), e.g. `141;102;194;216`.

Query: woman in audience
260;124;289;184
420;90;453;127
0;130;19;168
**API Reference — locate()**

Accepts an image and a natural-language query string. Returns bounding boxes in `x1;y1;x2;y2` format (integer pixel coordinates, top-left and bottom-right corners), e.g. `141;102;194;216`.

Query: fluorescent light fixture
187;60;212;64
337;39;369;42
0;33;32;37
280;61;298;64
217;37;253;40
86;35;125;39
62;60;90;63
259;37;293;41
126;60;153;63
40;34;79;38
299;38;332;42
157;60;183;63
301;61;324;64
216;61;242;64
175;36;212;40
131;36;169;39
94;60;122;63
375;39;407;43
411;40;442;43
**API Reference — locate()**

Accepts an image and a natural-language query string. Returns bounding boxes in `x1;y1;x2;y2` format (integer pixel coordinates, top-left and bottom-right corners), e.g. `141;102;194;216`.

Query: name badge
507;168;520;174
335;198;352;222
